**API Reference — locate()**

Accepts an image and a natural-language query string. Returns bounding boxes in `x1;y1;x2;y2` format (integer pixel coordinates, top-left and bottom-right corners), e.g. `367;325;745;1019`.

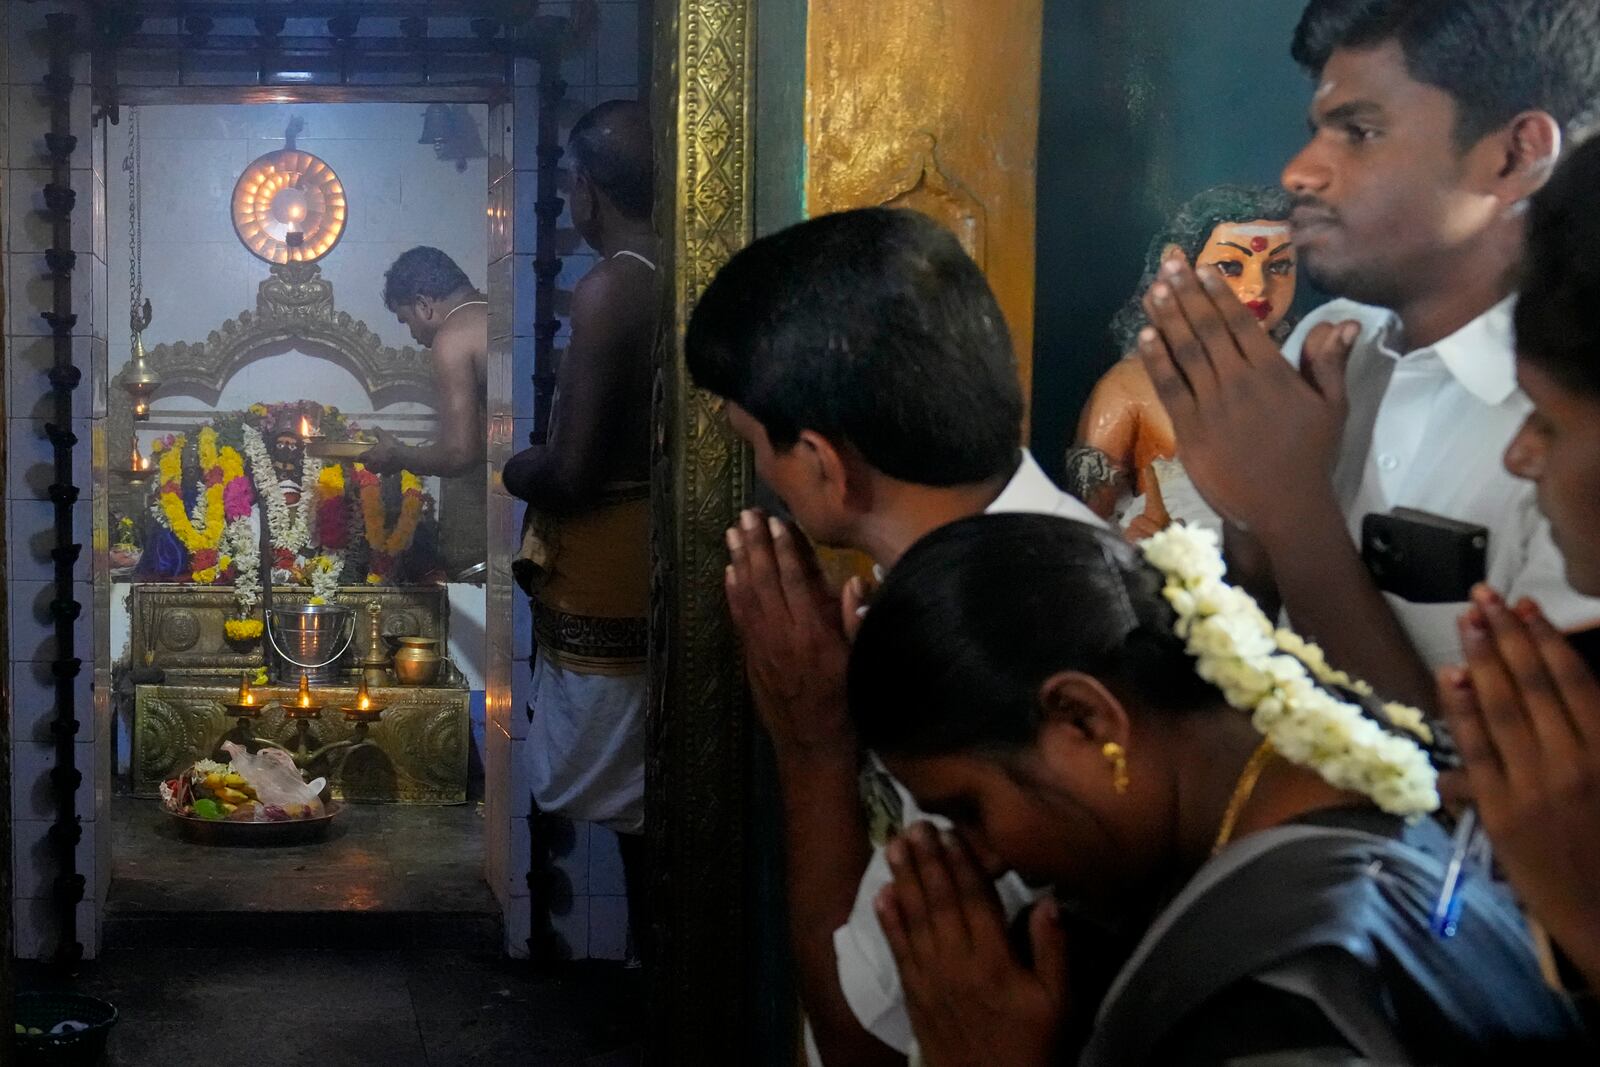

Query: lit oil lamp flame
298;673;314;707
237;672;255;706
299;415;314;439
131;442;147;472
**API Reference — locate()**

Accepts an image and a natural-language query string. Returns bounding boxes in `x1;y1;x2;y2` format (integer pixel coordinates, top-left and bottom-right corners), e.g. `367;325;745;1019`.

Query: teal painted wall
1030;0;1318;484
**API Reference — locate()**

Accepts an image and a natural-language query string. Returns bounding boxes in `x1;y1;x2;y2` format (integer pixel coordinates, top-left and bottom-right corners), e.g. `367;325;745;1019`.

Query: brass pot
392;636;442;686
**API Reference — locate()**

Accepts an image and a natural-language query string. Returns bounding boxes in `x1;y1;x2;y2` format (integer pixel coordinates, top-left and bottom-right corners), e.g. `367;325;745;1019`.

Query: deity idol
1069;185;1296;539
270;420;307;508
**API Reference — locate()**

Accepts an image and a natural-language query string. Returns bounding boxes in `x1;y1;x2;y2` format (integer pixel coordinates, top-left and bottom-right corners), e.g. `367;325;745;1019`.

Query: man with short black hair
691;207;1101;1065
1137;0;1600;710
503;99;659;966
367;246;487;478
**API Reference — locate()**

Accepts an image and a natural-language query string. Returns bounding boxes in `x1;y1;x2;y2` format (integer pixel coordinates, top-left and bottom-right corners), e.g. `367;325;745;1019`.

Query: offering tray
303;438;373;459
167;802;341;846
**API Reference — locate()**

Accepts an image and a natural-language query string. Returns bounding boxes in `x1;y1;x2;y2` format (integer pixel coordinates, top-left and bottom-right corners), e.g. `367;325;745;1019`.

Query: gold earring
1102;742;1130;795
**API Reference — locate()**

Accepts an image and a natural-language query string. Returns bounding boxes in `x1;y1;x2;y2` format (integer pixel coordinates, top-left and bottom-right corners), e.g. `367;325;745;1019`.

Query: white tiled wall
4;0;108;962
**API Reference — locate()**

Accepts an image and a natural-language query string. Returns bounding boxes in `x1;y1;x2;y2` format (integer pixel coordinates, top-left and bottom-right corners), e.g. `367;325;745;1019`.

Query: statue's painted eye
1211;261;1244;278
1268;259;1295;276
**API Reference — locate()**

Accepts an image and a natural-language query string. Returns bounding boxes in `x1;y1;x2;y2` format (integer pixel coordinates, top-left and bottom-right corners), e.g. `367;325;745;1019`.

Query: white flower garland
226;517;261;615
307;552;344;605
1139;525;1440;817
240;425;320;555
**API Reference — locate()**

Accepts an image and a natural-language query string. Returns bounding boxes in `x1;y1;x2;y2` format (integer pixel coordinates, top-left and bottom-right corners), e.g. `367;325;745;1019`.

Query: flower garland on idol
240;423;321;564
1139;525;1439;818
151;430;263;632
306;463;349;604
353;465;425;585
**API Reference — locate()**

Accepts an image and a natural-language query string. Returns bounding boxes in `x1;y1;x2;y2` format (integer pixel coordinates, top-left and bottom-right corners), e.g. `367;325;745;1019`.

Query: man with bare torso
502;100;657;962
367;246;489;478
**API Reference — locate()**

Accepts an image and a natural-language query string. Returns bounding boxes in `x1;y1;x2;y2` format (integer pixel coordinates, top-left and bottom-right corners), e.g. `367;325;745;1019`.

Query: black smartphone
1361;508;1489;604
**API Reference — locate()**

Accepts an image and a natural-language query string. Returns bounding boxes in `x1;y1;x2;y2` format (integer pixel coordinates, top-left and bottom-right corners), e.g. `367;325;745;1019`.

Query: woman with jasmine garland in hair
850;513;1589;1065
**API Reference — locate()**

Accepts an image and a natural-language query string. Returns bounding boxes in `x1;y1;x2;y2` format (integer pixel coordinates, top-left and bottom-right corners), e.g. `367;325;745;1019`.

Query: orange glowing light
297;673;314;707
237;674;255;706
231;149;346;265
300;415;314;439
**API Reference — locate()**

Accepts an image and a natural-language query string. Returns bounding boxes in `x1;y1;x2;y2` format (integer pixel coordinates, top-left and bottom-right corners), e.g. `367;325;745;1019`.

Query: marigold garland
158;432;226;557
315;464;350;550
353;466;424;584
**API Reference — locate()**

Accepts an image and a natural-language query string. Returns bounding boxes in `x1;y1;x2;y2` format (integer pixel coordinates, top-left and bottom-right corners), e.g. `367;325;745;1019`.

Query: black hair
382;246;473;309
1291;0;1600;149
570;99;655;222
847;514;1220;758
686;208;1023;487
1109;184;1295;354
1516;133;1600;397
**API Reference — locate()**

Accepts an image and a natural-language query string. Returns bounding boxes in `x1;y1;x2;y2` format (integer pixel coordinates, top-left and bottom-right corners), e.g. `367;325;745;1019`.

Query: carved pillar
650;0;756;1059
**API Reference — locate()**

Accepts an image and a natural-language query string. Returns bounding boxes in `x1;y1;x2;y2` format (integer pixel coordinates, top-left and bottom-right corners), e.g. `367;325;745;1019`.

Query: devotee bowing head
851;513;1587;1064
687;207;1026;551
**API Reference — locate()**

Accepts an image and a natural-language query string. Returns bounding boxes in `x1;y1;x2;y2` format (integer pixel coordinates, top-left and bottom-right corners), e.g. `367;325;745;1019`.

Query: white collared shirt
1283;297;1600;666
825;451;1104;1058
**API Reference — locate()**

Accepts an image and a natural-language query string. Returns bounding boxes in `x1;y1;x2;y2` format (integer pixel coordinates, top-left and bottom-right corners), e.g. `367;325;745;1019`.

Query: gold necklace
1210;740;1277;857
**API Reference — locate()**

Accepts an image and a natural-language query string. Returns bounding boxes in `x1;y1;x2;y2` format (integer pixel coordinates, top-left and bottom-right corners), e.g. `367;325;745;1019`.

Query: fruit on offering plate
160;758;321;822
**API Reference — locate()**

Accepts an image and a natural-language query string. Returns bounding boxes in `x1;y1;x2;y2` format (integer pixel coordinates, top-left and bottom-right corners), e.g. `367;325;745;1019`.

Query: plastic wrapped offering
161;743;326;822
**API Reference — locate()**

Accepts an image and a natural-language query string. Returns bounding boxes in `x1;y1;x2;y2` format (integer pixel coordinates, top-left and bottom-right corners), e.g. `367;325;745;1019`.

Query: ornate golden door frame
650;0;764;1059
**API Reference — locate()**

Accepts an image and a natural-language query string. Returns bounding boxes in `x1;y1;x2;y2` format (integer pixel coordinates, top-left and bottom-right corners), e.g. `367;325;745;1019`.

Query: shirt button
1378;454;1399;472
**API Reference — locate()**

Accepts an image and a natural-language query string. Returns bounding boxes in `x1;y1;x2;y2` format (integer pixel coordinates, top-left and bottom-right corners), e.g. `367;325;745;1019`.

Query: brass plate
304;438;373;459
167;803;342;846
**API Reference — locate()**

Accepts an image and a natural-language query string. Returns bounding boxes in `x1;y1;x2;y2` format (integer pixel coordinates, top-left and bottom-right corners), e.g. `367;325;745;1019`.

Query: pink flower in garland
318;501;349;550
223;476;254;521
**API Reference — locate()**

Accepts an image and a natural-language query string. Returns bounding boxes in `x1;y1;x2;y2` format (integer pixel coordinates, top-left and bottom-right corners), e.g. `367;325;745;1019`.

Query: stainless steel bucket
264;604;356;685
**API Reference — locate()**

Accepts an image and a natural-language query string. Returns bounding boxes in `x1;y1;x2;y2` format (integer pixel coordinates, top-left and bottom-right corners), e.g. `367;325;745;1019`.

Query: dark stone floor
20;948;645;1066
110;796;494;917
14;797;643;1064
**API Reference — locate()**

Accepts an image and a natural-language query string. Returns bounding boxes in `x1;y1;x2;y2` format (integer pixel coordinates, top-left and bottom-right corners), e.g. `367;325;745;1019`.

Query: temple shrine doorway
102;100;497;946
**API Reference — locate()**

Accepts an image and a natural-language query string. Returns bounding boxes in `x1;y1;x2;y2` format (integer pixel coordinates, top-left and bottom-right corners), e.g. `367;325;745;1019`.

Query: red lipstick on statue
1246;299;1273;321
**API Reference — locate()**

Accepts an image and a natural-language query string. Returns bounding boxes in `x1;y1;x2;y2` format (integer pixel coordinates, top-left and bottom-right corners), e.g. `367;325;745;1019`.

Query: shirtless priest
502;100;659;963
366;246;489;479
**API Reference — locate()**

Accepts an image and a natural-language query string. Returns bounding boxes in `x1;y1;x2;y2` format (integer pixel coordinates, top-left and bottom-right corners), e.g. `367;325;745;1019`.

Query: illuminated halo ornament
231;149;347;265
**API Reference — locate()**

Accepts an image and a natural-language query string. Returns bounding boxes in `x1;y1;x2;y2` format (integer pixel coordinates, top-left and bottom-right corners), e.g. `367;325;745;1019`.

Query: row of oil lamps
226;671;386;724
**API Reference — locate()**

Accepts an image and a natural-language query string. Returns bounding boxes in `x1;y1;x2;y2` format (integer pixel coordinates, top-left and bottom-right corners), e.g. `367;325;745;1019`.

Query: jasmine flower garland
1139;525;1440;818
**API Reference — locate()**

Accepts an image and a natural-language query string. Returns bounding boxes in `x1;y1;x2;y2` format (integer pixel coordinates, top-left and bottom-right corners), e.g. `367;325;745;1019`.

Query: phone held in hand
1361;508;1489;604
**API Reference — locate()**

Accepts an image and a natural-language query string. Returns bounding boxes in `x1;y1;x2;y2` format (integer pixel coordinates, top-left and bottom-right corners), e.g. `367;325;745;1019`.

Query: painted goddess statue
1068;185;1296;539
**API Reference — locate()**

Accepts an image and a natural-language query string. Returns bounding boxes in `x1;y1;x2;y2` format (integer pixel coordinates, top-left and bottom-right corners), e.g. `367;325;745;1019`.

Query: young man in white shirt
1137;0;1600;710
687;208;1101;1066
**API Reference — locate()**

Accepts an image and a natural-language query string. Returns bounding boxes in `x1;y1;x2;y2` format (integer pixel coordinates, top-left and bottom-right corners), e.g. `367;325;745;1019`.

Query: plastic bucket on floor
14;991;118;1066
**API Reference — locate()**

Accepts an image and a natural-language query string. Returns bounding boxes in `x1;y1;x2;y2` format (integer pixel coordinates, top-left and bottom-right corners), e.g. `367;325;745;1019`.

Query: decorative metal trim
649;0;758;1057
138;263;433;405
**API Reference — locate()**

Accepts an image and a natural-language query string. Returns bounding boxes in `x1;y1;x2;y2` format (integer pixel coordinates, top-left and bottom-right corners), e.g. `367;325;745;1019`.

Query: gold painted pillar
651;0;757;1060
806;0;1045;404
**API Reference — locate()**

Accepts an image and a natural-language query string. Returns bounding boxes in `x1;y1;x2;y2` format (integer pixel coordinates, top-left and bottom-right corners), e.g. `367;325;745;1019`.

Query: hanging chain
124;107;147;340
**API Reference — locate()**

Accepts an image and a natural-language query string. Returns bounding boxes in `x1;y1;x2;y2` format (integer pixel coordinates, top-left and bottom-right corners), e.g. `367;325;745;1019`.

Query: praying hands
1438;588;1600;993
1134;252;1355;538
876;823;1067;1067
1133;251;1436;710
724;509;856;760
